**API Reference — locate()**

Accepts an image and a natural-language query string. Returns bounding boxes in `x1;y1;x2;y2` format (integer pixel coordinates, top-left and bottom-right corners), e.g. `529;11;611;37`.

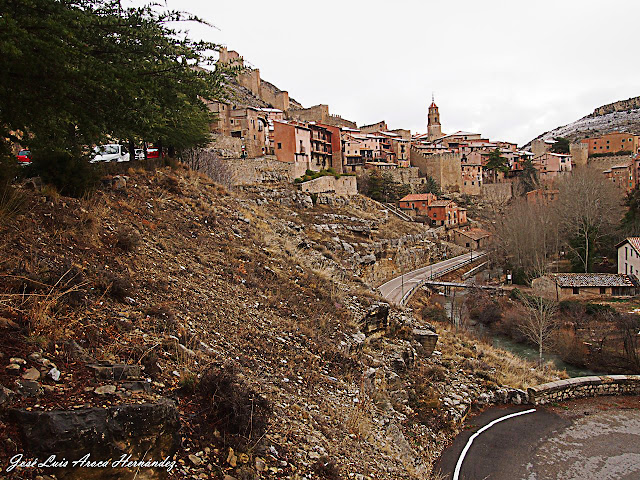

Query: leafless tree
181;148;236;189
518;291;558;365
493;197;560;282
556;166;623;273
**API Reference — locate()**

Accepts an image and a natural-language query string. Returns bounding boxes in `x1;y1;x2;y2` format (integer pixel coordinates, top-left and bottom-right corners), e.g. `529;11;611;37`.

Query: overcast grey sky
140;0;640;146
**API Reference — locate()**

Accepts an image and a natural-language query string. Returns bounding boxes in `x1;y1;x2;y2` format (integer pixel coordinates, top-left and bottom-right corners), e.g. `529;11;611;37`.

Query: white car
90;144;130;163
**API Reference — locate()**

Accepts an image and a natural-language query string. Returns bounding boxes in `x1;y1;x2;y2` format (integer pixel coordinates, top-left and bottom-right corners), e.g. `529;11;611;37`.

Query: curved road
378;251;484;305
437;398;640;480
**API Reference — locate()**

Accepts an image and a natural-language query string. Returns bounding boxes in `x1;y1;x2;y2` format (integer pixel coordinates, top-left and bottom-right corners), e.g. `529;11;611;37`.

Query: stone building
397;193;437;215
581;132;640;156
309;123;334;171
532;273;639;300
426;200;467;228
451;228;492;249
288;104;356;129
273;121;312;177
533;152;572;181
603;164;633;192
229;107;268;157
617;237;640;276
461;154;482;195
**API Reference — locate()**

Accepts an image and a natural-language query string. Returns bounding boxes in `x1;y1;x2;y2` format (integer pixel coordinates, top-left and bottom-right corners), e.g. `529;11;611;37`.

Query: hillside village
206;48;640;225
5;3;640;478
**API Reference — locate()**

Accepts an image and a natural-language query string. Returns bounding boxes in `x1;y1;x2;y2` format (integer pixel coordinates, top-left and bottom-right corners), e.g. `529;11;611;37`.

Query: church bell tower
427;94;442;141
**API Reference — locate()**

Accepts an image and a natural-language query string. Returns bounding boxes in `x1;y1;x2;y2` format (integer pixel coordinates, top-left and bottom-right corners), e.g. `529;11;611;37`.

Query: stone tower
427;95;442;141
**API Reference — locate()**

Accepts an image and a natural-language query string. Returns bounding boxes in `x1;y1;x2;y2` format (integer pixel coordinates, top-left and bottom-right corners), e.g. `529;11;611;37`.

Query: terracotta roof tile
553;273;638;288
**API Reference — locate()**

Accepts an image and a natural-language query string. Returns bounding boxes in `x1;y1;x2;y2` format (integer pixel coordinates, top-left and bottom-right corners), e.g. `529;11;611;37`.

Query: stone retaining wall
299;175;358;195
527;375;640;405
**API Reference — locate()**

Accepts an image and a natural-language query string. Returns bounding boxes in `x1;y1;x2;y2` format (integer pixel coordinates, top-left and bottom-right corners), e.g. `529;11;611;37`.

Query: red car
16;149;32;165
146;148;162;159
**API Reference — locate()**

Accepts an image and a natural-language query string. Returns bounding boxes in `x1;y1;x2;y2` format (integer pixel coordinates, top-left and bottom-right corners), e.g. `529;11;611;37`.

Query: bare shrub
312;456;342;480
181;148;236;189
114;228;140;252
196;363;271;449
466;291;502;326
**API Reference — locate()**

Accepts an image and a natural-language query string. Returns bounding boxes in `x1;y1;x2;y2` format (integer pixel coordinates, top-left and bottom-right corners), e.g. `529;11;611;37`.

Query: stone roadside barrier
527;375;640;405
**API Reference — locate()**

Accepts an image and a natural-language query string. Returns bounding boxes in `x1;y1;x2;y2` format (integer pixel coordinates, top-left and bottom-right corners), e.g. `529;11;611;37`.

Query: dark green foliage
0;0;230;159
621;186;640;235
359;170;411;203
420;175;441;196
294;168;353;183
485;148;509;182
551;137;570;154
591;150;632;158
519;157;539;194
31;149;99;198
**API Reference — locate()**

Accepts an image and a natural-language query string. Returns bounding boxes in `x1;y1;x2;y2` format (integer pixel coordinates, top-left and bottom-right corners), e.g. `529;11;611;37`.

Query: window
572;287;580;295
600;287;606;294
277;143;282;149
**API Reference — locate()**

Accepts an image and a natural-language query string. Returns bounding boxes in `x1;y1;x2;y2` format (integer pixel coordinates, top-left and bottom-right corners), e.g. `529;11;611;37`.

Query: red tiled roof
399;194;435;202
429;200;454;207
454;228;492;241
616;237;640;255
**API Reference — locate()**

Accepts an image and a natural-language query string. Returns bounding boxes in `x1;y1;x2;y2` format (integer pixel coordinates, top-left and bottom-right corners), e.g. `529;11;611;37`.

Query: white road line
453;408;536;480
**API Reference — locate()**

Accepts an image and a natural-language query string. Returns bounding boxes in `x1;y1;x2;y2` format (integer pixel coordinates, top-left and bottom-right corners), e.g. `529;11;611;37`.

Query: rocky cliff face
525;95;640;147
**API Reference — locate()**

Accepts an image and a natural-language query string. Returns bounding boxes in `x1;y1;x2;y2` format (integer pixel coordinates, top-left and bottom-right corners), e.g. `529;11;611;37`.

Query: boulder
88;364;142;381
0;385;16;406
10;398;180;480
359;254;376;265
360;303;389;334
412;329;438;356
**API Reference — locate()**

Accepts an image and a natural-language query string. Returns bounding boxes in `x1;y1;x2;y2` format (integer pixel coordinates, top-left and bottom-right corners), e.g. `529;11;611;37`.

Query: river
435;282;602;378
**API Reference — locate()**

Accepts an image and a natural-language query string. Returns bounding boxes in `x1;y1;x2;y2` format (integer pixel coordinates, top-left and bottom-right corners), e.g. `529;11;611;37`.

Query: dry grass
0;186;25;225
1;269;88;338
436;321;566;389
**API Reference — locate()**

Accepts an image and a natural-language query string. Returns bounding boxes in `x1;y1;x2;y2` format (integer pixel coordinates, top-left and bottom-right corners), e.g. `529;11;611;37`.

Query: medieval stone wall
481;183;512;202
299;175;358;195
410;148;462;192
588;154;633;171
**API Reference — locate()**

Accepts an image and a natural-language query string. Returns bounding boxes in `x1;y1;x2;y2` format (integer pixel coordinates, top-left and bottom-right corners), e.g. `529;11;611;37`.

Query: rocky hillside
526;95;640;146
0;164;562;480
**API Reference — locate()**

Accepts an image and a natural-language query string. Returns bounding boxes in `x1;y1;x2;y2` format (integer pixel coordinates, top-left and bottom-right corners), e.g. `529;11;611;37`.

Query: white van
90;144;130;163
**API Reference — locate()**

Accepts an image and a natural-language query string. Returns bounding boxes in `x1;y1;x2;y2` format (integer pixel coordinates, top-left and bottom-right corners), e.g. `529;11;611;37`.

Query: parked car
134;149;145;161
146;147;161;159
16;149;32;165
90;144;130;163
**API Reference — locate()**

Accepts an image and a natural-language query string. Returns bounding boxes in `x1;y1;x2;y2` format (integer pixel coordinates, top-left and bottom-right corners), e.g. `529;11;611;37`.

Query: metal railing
399;253;487;305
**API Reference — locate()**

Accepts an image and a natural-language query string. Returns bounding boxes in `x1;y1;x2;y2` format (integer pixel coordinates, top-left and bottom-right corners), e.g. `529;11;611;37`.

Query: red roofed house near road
426;200;467;228
398;193;436;215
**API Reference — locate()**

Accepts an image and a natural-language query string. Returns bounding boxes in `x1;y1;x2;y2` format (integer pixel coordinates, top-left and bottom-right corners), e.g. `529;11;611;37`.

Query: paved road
378;251;483;305
436;398;640;480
